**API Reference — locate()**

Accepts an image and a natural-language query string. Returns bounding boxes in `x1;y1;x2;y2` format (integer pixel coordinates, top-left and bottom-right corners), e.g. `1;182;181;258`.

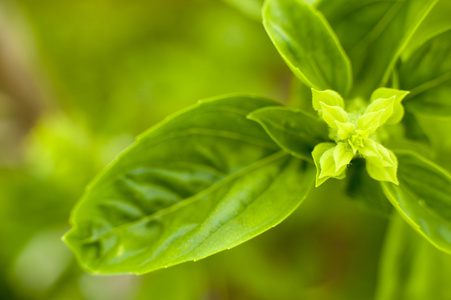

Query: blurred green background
1;1;449;299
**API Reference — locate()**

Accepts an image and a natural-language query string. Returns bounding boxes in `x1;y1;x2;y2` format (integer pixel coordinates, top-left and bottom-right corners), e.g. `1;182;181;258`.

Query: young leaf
400;29;451;116
317;0;438;96
332;142;354;174
247;106;329;160
318;102;348;130
311;88;345;111
381;150;451;254
263;0;352;96
63;95;316;274
370;88;409;124
312;142;347;187
357;96;395;135
361;140;399;185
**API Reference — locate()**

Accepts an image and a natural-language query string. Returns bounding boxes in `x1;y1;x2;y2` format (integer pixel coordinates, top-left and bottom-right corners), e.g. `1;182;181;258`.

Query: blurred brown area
0;1;44;166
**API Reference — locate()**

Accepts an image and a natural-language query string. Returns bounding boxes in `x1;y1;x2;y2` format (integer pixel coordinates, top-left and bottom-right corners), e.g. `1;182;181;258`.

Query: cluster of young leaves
64;0;451;274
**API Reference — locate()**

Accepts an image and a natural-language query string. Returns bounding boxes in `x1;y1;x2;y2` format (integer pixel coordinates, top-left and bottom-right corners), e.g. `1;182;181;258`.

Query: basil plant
64;0;451;275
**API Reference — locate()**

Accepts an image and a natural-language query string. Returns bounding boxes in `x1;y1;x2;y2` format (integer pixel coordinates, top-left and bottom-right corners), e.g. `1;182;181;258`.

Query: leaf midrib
73;151;290;244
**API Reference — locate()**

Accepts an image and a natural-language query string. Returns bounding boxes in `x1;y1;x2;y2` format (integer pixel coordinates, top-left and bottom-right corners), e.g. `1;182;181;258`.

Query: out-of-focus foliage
2;0;451;299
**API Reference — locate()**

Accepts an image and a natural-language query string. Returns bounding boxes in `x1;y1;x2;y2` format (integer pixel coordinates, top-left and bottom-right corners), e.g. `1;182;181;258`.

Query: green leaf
370;88;409;124
403;0;451;59
400;29;451;116
357;97;395;134
312;142;347;187
263;0;352;95
63;95;316;274
336;121;355;140
415;114;451;171
361;139;399;184
402;110;431;143
375;214;451;300
317;0;438;96
381;150;451;254
318;102;348;130
247;106;328;160
311;88;345;111
332;142;354;174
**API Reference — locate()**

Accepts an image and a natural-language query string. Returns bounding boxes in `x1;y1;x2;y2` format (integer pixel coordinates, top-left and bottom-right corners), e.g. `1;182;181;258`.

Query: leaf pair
264;0;437;98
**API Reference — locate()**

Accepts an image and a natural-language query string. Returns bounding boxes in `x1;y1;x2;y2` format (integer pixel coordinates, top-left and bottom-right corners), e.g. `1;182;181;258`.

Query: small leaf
361;139;398;184
333;142;354;174
319;147;336;177
248;106;329;160
63;95;317;274
382;150;451;254
312;143;334;186
312;142;346;187
366;159;399;185
359;96;395;129
356;111;386;136
370;88;409;124
400;29;451;116
318;0;438;96
335;121;355;140
319;102;348;130
312;88;345;111
263;0;352;95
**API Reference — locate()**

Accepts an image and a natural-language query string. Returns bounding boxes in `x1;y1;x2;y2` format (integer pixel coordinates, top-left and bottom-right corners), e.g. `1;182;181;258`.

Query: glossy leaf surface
404;0;451;58
248;106;328;161
400;29;451;116
263;0;352;95
318;0;437;96
370;87;409;125
64;95;316;274
382;151;451;253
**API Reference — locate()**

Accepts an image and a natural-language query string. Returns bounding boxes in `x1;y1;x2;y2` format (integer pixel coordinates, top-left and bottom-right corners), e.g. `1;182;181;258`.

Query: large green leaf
417;115;451;172
375;214;451;300
64;95;316;274
381;150;451;254
263;0;352;96
248;106;328;161
400;29;451;116
404;0;451;58
317;0;437;97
